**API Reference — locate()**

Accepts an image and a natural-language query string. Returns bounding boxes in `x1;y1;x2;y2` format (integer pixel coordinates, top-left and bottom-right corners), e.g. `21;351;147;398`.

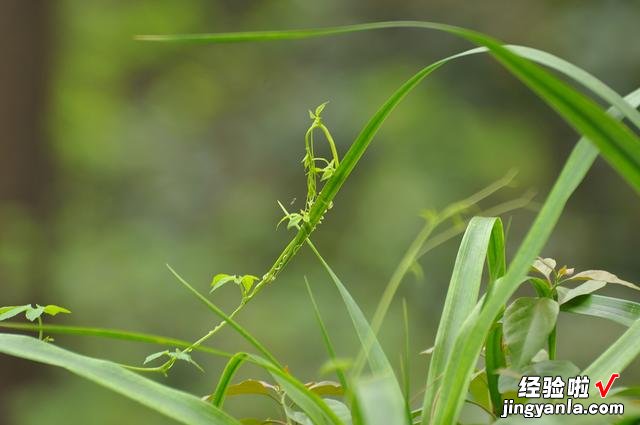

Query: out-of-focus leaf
503;298;559;367
226;379;278;397
284;398;350;425
356;374;406;425
238;420;262;425
307;381;343;397
285;406;313;425
498;360;580;393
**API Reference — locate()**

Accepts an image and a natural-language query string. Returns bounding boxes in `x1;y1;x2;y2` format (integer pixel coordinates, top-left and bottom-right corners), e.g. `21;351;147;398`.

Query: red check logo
595;373;620;398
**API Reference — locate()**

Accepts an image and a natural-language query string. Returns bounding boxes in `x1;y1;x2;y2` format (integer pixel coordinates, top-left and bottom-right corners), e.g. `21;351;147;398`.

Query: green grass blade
305;278;349;390
0;322;232;357
583;318;640;382
423;217;502;420
305;240;410;425
307;241;393;375
401;300;411;419
138;22;640;193
561;294;640;327
430;88;640;423
0;334;240;425
212;352;248;408
485;323;506;416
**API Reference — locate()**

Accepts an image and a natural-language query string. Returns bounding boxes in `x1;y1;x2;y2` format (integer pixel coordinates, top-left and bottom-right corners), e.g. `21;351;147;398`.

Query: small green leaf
503;297;559;367
319;358;353;376
25;305;45;322
285;405;313;425
43;305;71;316
173;350;205;372
144;350;169;365
315;102;328;116
0;305;30;321
211;274;237;293
239;275;259;295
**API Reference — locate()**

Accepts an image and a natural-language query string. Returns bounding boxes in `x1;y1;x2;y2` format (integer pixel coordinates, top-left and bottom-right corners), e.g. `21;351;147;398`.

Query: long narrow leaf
0;322;231;358
0;334;240;425
561;294;640;327
305;240;410;425
139;22;640;194
423;217;502;419
212;353;248;407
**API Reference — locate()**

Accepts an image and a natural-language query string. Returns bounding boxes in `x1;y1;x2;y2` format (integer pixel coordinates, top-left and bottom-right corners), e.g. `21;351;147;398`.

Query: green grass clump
2;21;640;425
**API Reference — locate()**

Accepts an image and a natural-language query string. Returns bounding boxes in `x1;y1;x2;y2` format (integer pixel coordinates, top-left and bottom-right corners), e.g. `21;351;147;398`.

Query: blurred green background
1;1;639;424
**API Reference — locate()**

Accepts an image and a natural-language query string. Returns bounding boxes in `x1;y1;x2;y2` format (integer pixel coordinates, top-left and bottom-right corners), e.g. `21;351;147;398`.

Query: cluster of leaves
1;20;640;425
279;102;340;231
0;304;70;341
210;274;260;300
477;259;640;415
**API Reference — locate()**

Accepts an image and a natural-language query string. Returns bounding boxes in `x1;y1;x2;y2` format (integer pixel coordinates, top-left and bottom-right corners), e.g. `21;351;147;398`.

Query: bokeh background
1;1;639;424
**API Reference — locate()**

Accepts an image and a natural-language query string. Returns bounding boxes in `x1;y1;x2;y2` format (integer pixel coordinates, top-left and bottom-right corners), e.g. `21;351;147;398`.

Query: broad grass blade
0;334;240;425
